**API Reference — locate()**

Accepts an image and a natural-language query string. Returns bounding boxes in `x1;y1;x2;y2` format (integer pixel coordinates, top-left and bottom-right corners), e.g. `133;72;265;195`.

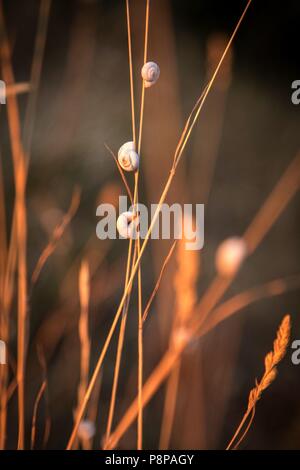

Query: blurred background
0;0;299;450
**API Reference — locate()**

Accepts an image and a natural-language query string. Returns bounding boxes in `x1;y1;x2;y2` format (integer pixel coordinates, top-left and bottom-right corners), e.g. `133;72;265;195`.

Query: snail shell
141;61;160;88
117;211;139;239
215;237;248;278
118;141;139;172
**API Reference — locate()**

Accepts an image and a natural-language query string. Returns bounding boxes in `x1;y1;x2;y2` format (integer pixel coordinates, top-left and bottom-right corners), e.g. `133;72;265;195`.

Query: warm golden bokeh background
0;0;299;450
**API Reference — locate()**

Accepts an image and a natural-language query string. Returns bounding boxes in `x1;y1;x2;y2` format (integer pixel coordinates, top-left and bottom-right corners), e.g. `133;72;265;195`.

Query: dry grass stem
23;0;52;159
75;260;91;449
30;380;46;450
126;0;136;147
67;0;255;448
0;4;28;448
31;187;81;285
159;361;181;450
159;232;199;449
104;144;133;205
143;241;177;323
105;237;135;443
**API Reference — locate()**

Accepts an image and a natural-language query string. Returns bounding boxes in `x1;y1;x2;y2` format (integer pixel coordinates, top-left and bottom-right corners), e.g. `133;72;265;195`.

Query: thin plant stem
133;172;143;450
104;143;133;205
137;231;143;450
143;241;177;323
30;380;46;450
199;274;300;338
173;0;253;170
75;260;91;450
23;0;52;161
31;187;81;285
138;0;150;154
105;236;135;442
126;0;136;147
229;407;255;451
159;360;181;449
134;0;150;449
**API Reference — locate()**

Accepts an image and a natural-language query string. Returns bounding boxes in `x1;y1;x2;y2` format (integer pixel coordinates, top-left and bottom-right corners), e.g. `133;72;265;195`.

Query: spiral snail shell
117;211;139;239
118;141;139;172
141;61;160;88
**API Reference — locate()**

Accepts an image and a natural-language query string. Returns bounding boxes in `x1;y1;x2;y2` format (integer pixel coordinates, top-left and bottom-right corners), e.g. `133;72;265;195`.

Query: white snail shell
215;236;248;278
118;141;139;172
141;61;160;88
117;211;139;239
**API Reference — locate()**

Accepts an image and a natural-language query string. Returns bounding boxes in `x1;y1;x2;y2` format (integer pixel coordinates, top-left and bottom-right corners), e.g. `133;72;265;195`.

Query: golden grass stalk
86;372;102;450
78;260;90;401
135;0;150;445
23;0;52;159
75;260;91;449
137;0;150;153
105;238;135;443
66;0;253;448
172;0;253;170
143;241;177;323
0;2;50;445
0;154;8;449
6;83;30;97
190;151;300;337
105;241;176;444
0;3;28;449
31;187;81;285
126;0;150;450
104;144;133;205
200;275;300;338
36;345;51;449
190;34;232;205
105;0;144;449
226;315;291;450
30;380;46;449
126;0;136;147
159;361;181;450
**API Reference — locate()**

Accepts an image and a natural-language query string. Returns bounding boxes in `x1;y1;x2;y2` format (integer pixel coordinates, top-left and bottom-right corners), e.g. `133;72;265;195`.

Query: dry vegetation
0;0;299;451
